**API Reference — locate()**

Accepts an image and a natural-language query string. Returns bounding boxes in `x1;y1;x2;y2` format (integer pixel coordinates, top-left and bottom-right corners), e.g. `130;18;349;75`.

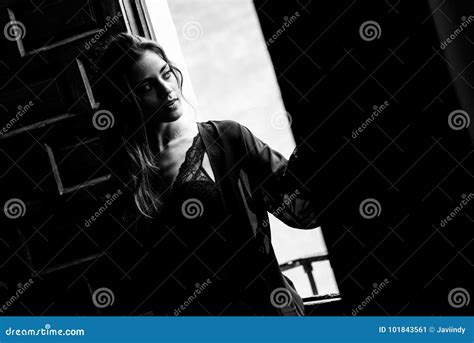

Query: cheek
141;93;161;111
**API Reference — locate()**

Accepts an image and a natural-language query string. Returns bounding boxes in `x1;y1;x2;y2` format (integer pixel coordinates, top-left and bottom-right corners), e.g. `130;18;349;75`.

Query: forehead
127;50;167;84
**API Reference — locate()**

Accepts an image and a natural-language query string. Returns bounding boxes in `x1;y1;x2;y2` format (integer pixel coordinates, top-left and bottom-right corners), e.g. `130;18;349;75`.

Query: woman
96;32;319;316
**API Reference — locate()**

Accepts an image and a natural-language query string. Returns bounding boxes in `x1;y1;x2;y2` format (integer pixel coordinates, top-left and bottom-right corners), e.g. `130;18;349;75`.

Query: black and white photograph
0;0;472;326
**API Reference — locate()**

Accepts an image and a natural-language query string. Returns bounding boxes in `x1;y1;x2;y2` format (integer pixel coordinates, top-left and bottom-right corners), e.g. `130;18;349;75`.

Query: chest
157;138;192;187
157;136;215;188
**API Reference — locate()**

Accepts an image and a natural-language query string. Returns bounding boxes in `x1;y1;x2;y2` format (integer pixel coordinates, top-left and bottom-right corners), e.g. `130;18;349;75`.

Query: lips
164;98;178;107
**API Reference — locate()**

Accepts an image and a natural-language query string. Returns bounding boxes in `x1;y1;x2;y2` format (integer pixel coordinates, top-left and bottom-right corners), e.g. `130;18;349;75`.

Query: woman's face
127;50;183;123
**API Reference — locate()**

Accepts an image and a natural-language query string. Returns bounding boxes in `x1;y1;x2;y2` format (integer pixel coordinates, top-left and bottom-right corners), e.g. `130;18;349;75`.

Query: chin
149;102;183;123
158;109;183;123
162;112;182;123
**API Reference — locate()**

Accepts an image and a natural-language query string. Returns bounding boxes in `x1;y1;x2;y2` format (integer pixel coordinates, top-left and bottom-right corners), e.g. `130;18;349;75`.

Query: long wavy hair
95;32;184;219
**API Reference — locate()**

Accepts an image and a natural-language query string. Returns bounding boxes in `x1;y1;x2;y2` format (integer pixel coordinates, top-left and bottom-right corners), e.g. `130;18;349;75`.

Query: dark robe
124;120;319;316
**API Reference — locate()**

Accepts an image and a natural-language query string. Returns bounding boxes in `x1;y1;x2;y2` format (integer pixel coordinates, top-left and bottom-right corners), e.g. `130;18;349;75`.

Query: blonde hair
96;32;184;219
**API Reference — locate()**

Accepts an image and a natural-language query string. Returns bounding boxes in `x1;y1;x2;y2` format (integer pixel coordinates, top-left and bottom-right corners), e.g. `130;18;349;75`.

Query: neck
154;108;198;151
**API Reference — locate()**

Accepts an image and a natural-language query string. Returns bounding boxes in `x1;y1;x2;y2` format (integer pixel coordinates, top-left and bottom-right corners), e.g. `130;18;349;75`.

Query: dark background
255;0;473;315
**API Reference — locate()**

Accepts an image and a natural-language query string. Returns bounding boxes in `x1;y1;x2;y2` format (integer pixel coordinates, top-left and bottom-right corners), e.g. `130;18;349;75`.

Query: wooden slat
0;113;78;140
25;29;103;56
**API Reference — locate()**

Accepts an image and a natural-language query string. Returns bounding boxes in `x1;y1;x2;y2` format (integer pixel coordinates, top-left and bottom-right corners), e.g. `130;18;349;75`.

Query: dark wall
255;0;473;315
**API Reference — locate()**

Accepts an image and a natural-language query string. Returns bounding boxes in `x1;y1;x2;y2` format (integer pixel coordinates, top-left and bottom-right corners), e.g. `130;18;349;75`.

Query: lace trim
174;133;213;185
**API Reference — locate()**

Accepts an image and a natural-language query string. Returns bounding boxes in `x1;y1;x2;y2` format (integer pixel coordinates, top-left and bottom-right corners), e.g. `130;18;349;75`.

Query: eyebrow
159;64;169;73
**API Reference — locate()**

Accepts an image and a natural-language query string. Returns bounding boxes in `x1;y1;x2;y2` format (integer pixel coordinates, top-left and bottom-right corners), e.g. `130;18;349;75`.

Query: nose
156;81;173;99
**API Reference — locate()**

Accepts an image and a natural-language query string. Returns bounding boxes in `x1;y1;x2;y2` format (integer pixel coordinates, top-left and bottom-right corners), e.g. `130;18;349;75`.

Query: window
142;0;338;300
